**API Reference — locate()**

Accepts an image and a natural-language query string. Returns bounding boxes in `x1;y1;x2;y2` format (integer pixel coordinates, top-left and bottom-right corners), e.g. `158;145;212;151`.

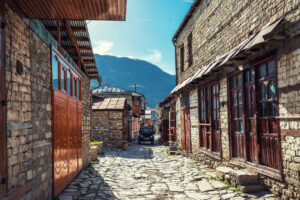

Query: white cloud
142;49;162;64
92;40;115;55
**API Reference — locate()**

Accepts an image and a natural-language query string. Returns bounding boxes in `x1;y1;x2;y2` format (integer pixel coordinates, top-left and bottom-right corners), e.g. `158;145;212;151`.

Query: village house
160;0;300;199
92;85;146;141
0;0;127;199
91;97;130;149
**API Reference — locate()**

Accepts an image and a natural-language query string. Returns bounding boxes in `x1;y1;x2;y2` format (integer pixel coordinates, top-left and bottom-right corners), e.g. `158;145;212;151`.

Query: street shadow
58;164;119;200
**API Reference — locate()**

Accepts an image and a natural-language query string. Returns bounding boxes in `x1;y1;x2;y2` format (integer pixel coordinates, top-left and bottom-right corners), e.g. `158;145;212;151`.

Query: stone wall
5;5;52;199
3;3;92;199
173;0;300;198
189;88;199;152
91;110;124;148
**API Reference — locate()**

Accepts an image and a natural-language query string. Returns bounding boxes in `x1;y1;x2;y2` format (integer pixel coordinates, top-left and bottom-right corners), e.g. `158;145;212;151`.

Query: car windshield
140;126;153;133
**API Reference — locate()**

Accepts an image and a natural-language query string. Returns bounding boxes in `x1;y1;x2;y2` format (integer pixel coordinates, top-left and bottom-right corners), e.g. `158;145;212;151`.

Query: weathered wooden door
0;5;6;198
180;110;186;150
230;73;246;159
256;61;280;169
52;48;82;196
198;84;221;153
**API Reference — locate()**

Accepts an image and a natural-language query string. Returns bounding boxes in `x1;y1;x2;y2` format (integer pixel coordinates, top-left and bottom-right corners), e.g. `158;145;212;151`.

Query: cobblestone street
59;139;278;200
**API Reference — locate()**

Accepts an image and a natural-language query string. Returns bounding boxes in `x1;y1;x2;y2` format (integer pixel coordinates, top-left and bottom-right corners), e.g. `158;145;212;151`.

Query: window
77;79;80;100
61;67;65;91
180;46;184;72
52;56;59;89
188;33;193;67
73;78;77;97
67;70;71;95
198;83;220;152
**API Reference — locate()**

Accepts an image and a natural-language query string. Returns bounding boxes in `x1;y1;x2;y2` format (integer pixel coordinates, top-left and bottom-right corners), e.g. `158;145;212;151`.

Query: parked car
138;125;155;145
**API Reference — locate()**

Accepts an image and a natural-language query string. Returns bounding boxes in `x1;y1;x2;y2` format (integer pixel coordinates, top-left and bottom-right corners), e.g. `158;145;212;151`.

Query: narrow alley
58;139;278;200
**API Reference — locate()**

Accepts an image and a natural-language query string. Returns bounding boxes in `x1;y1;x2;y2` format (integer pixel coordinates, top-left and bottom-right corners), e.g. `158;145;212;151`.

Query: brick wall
91;110;124;148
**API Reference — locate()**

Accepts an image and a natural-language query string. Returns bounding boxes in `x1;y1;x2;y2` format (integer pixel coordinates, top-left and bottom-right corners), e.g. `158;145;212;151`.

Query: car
138;125;155;145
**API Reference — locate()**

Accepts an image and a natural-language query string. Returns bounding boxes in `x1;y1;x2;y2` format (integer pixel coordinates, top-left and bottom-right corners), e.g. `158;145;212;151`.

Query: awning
169;16;284;95
15;0;127;20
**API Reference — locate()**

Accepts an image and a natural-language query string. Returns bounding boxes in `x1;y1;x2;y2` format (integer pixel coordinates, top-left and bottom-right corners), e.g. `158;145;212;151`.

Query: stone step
216;166;234;180
239;184;267;193
230;169;259;186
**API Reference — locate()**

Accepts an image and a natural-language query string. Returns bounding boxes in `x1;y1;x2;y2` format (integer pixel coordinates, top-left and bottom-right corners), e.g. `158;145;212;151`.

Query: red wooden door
230;73;246;159
0;5;7;198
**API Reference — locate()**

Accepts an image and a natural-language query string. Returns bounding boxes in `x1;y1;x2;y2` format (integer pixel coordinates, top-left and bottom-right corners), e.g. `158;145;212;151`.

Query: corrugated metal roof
92;98;126;110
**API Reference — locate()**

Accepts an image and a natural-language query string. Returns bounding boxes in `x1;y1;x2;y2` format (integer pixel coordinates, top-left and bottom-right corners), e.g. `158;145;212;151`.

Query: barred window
188;33;193;67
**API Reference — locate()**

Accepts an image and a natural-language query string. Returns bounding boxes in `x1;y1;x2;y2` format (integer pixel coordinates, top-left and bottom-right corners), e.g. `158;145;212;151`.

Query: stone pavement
59;140;278;200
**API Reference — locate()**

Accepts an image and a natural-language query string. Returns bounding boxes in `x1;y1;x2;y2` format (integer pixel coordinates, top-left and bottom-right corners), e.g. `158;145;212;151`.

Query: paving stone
58;138;278;200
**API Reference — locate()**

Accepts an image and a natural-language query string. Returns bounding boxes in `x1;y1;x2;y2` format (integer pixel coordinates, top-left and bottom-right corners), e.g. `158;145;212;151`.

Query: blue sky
87;0;193;75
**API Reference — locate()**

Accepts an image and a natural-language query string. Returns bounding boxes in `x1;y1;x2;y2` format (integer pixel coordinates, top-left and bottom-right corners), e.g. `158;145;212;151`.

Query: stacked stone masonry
172;0;300;199
3;3;92;200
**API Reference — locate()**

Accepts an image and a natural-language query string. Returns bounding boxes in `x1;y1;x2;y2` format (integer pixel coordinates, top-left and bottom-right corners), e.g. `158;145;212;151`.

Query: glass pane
268;81;276;100
216;85;219;94
52;56;59;89
238;90;243;105
269;102;276;117
268;60;276;76
251;68;255;82
73;78;76;97
260;84;267;100
77;79;80;100
248;119;252;132
240;121;244;132
234;107;238;118
61;67;65;90
217;97;219;109
239;106;243;118
67;71;71;95
233;93;237;105
213;110;216;120
238;74;242;86
232;77;237;88
259;64;267;78
248;104;254;117
260;103;267;117
234;120;238;132
245;70;250;83
213;98;216;109
217;109;219;120
201;90;204;98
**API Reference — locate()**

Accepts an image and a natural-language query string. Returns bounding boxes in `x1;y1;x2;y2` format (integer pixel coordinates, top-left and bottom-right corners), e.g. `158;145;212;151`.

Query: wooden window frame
179;45;184;73
198;82;221;155
188;32;193;67
228;55;282;178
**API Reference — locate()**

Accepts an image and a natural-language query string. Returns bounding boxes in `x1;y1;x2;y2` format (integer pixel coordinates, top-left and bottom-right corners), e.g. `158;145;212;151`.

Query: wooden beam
65;20;88;76
84;61;96;65
46;26;86;32
79;47;93;51
57;20;61;45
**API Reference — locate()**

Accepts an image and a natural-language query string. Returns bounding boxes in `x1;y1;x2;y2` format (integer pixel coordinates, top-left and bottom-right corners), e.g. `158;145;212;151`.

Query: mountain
92;54;176;108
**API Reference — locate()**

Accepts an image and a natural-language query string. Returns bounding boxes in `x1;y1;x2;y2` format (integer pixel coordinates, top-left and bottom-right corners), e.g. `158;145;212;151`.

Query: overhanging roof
14;0;127;20
92;97;126;110
170;16;285;94
41;20;99;79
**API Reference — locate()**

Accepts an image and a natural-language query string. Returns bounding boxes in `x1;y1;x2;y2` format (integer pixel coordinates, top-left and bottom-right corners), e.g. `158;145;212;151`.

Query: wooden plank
65;20;88;76
0;3;6;197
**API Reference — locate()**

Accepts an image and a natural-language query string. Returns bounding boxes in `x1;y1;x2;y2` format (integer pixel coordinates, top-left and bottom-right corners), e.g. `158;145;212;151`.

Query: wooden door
230;73;246;159
244;68;258;163
162;119;169;143
211;84;221;152
180;110;186;150
0;5;6;198
184;108;192;153
257;61;280;169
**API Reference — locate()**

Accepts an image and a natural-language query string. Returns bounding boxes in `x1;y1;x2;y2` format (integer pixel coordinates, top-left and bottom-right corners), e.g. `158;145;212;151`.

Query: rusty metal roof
15;0;127;20
41;19;99;79
170;16;284;94
92;97;126;110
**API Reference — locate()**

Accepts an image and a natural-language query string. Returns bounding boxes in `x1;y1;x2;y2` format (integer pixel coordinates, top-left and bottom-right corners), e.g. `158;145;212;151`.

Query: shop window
61;67;65;91
52;55;59;89
77;79;80;100
67;70;71;95
73;78;77;97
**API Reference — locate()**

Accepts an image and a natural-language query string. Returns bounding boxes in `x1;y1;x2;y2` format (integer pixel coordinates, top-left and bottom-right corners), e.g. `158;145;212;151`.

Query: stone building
0;1;127;199
92;85;146;140
161;0;300;198
91;97;130;148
